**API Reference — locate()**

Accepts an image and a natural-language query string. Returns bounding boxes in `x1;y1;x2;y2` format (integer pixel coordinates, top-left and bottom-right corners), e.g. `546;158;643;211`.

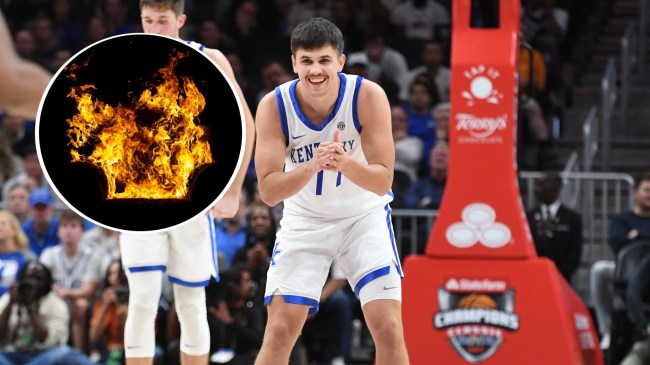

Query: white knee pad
124;271;162;358
358;265;402;307
173;284;210;356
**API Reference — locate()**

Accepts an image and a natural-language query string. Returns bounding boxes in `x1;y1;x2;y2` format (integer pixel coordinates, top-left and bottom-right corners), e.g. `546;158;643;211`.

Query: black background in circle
38;34;243;231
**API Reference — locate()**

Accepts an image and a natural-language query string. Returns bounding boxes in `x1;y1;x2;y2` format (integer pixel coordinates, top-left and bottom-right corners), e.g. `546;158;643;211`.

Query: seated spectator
433;102;450;142
40;211;103;352
331;0;365;52
0;129;23;199
3;145;51;204
88;260;129;364
4;184;31;225
363;33;409;101
22;188;59;257
206;265;264;365
620;253;650;365
390;0;450;41
255;60;292;105
13;29;36;61
244;203;278;248
392;105;423;183
1;114;36;159
590;173;650;350
345;52;371;79
526;173;582;282
215;194;250;269
302;259;352;365
403;80;437;177
401;41;450;103
0;211;33;297
80;226;120;273
405;142;448;210
0;260;91;364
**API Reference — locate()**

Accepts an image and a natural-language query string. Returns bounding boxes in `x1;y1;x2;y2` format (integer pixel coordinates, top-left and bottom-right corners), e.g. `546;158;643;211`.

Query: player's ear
291;55;297;74
177;14;187;29
338;53;346;72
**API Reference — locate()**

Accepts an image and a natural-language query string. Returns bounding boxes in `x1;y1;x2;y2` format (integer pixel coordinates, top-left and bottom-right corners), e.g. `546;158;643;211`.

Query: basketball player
119;1;255;365
0;9;51;119
254;18;410;365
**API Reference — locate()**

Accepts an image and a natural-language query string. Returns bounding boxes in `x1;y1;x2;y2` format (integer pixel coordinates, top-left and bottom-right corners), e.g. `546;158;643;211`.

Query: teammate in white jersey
120;2;255;365
254;17;410;365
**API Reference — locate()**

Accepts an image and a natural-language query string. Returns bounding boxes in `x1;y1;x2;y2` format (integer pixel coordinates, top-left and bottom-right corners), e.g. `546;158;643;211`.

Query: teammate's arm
255;92;328;207
204;48;255;217
0;10;51;119
321;79;394;195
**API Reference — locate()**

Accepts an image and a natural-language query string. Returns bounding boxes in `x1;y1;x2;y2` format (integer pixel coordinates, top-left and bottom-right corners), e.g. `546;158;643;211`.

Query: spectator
244;203;278;248
401;41;450;103
391;105;422;208
40;211;103;352
390;0;450;41
590;173;650;350
206;265;264;365
13;30;36;61
405;142;448;210
3;145;49;202
0;260;92;364
362;33;409;100
80;226;120;273
196;19;236;52
0;211;32;297
4;184;31;225
0;129;24;200
344;52;371;79
331;0;365;52
1;114;36;158
620;253;650;365
403;80;437;177
22;188;59;258
30;17;60;69
433;102;450;142
88;260;129;364
526;172;583;282
287;0;332;35
520;19;547;96
255;60;292;105
214;194;250;269
49;48;72;73
83;16;109;48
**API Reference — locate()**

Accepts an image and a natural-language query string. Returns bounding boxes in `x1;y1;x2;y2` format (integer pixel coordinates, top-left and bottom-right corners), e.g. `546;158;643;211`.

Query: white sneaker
600;333;610;350
331;357;345;365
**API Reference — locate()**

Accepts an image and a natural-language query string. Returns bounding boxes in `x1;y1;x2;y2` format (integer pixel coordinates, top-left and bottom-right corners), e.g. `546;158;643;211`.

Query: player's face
292;45;345;97
141;6;186;38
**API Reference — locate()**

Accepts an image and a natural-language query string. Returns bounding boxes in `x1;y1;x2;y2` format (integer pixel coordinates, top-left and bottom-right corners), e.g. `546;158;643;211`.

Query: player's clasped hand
317;129;348;173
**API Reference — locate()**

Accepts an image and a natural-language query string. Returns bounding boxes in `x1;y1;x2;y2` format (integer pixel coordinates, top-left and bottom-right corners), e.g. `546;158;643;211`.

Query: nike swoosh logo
292;134;307;139
383;286;399;290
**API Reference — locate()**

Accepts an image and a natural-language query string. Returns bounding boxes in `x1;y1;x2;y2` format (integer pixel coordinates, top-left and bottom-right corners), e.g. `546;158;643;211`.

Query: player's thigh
120;231;169;270
339;206;402;294
167;217;213;284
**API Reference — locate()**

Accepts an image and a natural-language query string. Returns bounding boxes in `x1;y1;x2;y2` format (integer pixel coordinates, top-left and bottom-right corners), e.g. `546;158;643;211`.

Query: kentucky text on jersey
290;139;356;164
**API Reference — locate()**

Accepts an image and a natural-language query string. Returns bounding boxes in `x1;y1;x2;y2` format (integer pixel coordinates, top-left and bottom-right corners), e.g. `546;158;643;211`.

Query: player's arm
204;48;255;217
0;10;51;119
322;80;394;195
255;92;327;207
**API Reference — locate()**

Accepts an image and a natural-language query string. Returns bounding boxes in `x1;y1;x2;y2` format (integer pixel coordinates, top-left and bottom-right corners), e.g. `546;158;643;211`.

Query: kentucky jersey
275;73;393;219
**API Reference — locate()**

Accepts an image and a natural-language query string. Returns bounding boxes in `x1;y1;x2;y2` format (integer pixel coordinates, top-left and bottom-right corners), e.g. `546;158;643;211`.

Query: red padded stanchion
402;1;604;363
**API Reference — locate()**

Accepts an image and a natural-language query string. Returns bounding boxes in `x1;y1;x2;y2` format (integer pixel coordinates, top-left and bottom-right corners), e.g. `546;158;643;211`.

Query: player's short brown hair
140;0;184;16
291;17;344;56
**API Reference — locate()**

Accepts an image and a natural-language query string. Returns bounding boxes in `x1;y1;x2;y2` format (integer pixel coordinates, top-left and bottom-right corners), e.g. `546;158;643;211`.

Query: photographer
206;265;264;365
89;260;129;364
0;260;91;364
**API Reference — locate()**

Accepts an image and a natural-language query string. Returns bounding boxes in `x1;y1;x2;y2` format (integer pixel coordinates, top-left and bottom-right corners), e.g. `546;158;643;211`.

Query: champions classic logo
434;278;520;363
455;113;507;144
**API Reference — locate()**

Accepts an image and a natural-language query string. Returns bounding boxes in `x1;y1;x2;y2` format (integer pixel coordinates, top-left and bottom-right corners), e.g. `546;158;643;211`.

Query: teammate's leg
172;284;210;365
124;270;163;365
254;296;310;365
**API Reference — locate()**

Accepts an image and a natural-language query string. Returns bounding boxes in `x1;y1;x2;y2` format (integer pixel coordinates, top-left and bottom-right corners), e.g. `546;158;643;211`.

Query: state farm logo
455;113;507;139
445;278;508;293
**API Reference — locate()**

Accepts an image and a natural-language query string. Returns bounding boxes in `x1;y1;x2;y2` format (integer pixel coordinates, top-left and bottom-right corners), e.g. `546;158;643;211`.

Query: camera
114;286;129;304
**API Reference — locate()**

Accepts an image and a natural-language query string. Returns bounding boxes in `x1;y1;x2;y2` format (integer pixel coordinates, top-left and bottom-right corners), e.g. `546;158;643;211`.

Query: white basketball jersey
275;73;393;219
185;40;205;51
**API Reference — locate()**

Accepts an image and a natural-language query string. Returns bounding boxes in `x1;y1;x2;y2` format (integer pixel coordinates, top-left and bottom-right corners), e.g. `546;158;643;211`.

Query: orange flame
66;50;213;199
